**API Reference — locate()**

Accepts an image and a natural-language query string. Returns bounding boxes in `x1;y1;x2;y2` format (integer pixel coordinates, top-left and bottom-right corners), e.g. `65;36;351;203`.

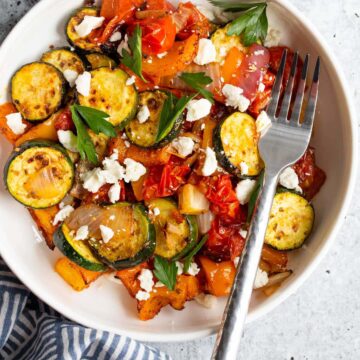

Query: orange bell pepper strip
221;47;245;85
0;102;31;145
142;33;199;82
198;256;236;297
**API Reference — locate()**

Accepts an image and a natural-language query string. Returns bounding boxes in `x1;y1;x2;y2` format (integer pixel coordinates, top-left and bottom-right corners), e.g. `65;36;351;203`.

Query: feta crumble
57;130;78;152
195;293;217;309
186;99;212;122
222;84;250;112
5;112;26;135
264;28;281;48
108;182;121;203
82;168;106;193
123;158;147;182
176;261;184;276
157;52;167;59
75;225;89;241
53;205;74;225
236;179;257;205
63;69;79;87
137;105;150;123
279;167;301;191
100;225;114;243
75;16;105;38
256;111;271;134
202;147;218;176
135;290;150;301
117;35;130;55
172;136;195;157
153;207;160;216
126;75;136;86
109;31;122;42
240;162;249;176
194;38;216;65
253;268;269;289
186;262;200;276
75;71;91;97
138;269;154;292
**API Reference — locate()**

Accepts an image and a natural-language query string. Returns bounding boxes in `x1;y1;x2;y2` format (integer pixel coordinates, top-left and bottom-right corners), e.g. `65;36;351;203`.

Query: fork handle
212;171;279;360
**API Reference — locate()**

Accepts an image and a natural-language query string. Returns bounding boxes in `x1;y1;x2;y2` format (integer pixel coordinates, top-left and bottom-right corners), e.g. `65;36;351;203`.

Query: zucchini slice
66;7;101;53
11;62;66;121
77;67;138;127
4;140;74;209
147;198;198;260
85;53;117;70
213;112;264;177
125;91;182;148
87;203;156;269
211;25;246;63
265;192;314;250
41;47;86;75
54;223;107;272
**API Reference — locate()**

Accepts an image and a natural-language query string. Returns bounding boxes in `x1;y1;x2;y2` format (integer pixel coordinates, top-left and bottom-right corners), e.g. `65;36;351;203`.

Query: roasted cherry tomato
54;108;74;132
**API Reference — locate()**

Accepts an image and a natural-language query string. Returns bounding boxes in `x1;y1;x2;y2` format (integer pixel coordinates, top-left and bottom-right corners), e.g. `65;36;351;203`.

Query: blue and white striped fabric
0;258;170;360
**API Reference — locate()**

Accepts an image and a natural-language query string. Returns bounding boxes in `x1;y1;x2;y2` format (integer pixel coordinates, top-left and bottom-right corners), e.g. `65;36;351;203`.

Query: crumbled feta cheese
172;136;195;157
147;58;153;64
240;162;249;176
153;207;160;216
108;182;121;203
176;261;184;275
279;167;300;190
157;52;167;58
123;158;147;182
57;130;78;152
82;168;106;193
194;38;216;65
102;155;125;183
258;82;265;92
5;112;26;135
75;16;105;38
197;211;214;234
138;269;154;292
254;50;265;56
236;179;257;205
256;111;271;134
202;147;218;176
126;75;136;86
75;71;91;97
53;205;74;225
75;225;89;241
100;225;114;243
63;69;79;87
233;257;240;267
109;31;122;42
135;290;150;301
155;281;165;288
117;35;130;55
137;105;150;123
239;229;248;239
186;99;212;122
186;262;200;276
222;84;250;112
264;28;281;48
195;293;217;309
253;268;269;289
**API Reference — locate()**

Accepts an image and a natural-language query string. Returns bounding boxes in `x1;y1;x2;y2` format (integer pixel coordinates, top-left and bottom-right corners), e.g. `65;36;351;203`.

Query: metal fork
212;50;320;360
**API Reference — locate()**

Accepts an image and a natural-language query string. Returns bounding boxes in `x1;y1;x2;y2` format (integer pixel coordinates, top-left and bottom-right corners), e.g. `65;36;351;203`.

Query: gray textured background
1;1;359;359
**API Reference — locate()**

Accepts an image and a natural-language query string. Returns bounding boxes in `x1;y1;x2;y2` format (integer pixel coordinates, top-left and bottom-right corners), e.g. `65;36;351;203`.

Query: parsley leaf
179;72;214;104
156;93;194;142
207;0;265;12
120;25;146;82
70;106;98;165
183;235;209;273
247;171;264;222
153;256;177;291
226;4;268;46
74;105;116;138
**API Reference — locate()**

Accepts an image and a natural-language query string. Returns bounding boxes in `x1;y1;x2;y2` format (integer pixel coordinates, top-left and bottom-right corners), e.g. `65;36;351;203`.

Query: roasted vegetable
265;192;314;250
178;184;210;215
85;52;117;69
4;140;74;208
11;62;66;121
77;67;138;127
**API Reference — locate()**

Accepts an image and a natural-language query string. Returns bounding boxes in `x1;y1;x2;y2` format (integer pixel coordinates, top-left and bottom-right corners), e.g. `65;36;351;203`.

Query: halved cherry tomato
54;108;74;132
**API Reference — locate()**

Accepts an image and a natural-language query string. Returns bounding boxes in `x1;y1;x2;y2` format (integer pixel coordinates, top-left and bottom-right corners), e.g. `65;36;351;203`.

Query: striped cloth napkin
0;258;170;360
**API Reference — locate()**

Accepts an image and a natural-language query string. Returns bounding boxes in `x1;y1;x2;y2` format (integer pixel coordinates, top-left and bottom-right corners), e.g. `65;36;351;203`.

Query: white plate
0;0;357;342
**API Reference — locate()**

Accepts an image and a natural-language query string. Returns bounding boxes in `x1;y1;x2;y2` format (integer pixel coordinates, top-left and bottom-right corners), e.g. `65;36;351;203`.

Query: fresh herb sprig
156;93;195;142
207;1;268;46
179;72;214;104
70;104;116;164
183;235;209;273
120;25;146;82
247;171;264;222
153;255;178;291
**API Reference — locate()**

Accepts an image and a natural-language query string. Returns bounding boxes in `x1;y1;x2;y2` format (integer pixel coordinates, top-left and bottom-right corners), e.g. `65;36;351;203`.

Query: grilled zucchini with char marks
265;192;314;250
77;67;138;128
11;62;66;121
4;140;74;209
214;112;264;178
